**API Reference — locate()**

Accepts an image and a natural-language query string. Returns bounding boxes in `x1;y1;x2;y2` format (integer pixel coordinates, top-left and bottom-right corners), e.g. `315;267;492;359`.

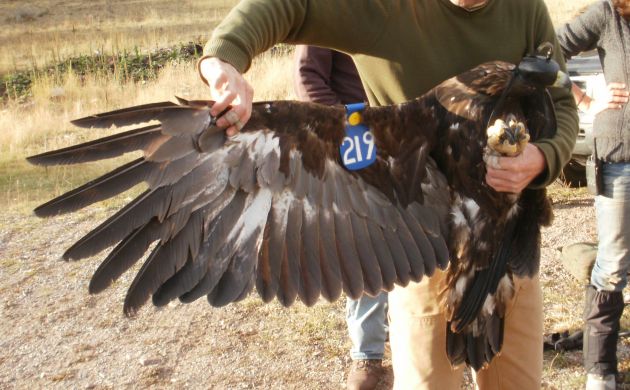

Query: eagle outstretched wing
28;53;570;370
28;94;453;314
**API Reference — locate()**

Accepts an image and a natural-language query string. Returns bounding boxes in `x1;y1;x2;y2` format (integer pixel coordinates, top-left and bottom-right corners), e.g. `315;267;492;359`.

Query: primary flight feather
28;51;570;370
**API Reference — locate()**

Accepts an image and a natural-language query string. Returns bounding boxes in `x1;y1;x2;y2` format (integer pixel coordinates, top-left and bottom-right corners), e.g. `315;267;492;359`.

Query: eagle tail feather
466;332;486;371
446;315;504;372
446;327;466;366
507;189;551;277
451;217;516;332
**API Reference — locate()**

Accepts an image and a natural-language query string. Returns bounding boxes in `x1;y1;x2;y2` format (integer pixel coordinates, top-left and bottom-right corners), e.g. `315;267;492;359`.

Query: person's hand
585;82;628;115
198;57;254;136
485;143;546;193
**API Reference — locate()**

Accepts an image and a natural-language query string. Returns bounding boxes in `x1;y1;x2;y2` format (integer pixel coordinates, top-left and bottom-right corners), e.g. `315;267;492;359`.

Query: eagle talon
486;116;530;157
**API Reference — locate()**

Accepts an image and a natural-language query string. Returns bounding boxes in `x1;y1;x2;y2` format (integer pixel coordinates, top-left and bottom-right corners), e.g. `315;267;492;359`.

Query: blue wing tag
340;102;377;171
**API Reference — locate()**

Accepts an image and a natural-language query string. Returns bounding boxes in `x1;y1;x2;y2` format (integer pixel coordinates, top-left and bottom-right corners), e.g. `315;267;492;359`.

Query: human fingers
606;83;629;107
485;167;529;193
221;110;242;134
226;85;253;136
607;82;627;92
198;57;254;134
218;106;249;136
486;144;546;193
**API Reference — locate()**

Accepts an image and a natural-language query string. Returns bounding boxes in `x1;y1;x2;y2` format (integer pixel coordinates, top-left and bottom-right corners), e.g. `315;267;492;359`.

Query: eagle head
486;115;529;157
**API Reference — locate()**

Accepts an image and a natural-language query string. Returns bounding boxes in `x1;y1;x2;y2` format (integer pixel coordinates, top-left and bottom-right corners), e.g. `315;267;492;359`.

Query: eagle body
28;55;567;370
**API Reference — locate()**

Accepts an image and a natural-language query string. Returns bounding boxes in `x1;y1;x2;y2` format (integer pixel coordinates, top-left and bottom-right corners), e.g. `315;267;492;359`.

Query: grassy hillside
0;0;237;74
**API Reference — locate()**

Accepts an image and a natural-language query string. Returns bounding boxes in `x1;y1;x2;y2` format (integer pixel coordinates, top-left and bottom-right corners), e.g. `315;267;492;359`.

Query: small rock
139;357;162;366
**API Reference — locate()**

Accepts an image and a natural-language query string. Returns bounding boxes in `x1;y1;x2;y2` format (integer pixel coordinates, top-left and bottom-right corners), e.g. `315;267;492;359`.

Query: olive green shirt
204;0;579;187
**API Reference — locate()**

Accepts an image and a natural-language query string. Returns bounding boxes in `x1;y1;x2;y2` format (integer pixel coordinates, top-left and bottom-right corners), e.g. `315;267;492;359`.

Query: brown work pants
388;270;543;390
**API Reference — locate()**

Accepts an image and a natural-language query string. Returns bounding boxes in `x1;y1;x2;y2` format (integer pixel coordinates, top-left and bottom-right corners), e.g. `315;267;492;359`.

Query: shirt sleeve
293;46;341;105
203;0;388;72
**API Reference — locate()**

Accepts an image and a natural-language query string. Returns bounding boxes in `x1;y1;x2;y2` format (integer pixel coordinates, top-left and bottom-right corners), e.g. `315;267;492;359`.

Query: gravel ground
0;184;628;389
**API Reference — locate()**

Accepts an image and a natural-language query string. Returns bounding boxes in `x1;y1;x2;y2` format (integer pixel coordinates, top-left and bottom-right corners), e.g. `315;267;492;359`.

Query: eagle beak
553;70;572;90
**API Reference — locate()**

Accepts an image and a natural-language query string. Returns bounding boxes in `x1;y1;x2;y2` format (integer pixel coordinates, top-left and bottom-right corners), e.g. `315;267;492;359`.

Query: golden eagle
28;52;570;370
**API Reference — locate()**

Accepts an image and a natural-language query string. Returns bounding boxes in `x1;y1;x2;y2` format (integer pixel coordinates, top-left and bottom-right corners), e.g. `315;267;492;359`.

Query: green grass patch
2;41;203;102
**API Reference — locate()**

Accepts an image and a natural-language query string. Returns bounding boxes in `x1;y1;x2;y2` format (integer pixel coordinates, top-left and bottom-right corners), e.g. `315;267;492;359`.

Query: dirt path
0;186;628;389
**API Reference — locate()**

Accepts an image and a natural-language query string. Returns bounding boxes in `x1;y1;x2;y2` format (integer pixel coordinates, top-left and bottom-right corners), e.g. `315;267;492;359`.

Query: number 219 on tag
340;126;376;171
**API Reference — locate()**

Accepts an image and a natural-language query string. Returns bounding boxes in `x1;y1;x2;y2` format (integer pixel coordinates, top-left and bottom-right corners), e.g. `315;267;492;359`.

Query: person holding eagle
26;0;578;389
195;0;578;388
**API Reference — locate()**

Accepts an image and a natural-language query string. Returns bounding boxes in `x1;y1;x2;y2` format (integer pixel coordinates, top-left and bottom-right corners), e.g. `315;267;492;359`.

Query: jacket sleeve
556;1;607;59
203;0;389;72
293;46;340;105
529;0;580;187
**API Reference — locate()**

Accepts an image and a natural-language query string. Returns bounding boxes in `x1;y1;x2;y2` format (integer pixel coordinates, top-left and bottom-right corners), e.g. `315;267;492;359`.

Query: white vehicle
560;53;607;187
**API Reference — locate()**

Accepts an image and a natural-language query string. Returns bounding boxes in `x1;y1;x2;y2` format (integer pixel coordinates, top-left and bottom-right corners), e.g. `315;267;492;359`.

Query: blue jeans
346;292;388;360
591;162;630;292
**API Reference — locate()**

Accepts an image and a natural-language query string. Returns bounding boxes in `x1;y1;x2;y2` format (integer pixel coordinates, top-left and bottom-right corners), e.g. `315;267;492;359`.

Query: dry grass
2;49;293;154
0;50;294;208
0;0;237;74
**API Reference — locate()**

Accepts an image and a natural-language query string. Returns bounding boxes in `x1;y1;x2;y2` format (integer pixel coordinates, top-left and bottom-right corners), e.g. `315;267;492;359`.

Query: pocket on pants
504;275;537;318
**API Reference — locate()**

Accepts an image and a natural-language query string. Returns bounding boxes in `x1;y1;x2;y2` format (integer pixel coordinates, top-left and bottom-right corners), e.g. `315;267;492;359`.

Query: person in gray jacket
557;1;630;389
